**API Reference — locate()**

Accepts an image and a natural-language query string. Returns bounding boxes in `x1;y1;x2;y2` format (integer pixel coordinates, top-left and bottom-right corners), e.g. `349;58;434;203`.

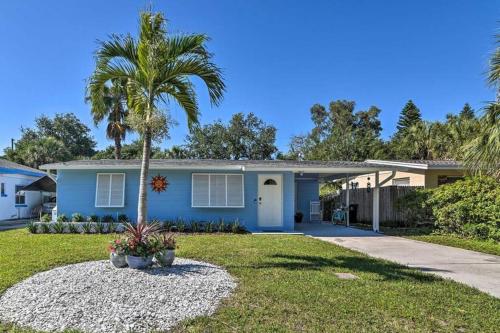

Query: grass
0;229;499;332
351;223;500;256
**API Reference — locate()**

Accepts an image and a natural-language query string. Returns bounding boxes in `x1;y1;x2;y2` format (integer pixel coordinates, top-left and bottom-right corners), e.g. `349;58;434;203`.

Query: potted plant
154;233;176;267
122;222;159;269
294;211;304;223
108;238;128;268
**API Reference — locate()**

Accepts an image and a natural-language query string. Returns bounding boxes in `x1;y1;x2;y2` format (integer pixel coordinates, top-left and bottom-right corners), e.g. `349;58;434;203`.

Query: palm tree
88;11;225;224
464;35;500;179
87;79;130;159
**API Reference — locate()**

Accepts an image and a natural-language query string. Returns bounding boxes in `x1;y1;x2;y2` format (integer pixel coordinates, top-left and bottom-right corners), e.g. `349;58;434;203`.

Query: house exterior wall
295;179;319;223
0;173;42;220
56;169;295;232
344;169;464;189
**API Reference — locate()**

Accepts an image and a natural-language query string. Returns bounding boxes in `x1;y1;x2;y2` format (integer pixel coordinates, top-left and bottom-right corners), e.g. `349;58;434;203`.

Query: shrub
177;219;186;232
95;222;106;234
102;215;115;223
82;222;93;234
68;223;80;234
71;213;85;222
118;214;129;223
27;221;38;234
108;222;117;233
56;214;68;223
428;176;500;239
53;222;65;234
217;219;226;233
87;214;99;222
395;188;433;227
231;219;243;233
40;223;51;233
162;220;173;232
40;214;51;223
205;221;215;233
190;221;201;233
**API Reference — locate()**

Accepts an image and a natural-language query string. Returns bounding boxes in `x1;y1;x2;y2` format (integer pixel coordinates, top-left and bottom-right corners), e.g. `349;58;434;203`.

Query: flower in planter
108;238;127;255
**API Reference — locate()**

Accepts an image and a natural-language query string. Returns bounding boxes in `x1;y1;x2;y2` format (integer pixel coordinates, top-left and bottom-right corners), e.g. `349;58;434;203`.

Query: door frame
257;174;283;228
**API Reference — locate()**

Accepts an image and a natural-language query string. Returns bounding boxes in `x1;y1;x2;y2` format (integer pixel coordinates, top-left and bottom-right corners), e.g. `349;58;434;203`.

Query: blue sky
0;0;498;152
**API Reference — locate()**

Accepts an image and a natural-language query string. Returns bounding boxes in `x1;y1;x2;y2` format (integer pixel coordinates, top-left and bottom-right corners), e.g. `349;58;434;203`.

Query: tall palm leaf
87;79;130;159
88;11;225;224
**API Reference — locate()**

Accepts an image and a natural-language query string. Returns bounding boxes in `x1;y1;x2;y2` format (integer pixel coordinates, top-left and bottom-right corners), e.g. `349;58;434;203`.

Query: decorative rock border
0;259;236;333
33;221;126;233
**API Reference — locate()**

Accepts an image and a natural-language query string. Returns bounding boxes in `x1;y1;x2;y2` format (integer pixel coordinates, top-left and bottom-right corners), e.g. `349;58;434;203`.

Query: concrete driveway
297;223;500;298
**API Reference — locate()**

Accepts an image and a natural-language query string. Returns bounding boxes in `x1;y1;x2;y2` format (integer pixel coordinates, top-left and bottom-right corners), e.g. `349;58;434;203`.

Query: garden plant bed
0;258;236;333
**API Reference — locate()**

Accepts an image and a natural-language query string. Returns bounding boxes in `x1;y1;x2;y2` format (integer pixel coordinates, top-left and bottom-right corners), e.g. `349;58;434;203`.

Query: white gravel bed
0;258;236;332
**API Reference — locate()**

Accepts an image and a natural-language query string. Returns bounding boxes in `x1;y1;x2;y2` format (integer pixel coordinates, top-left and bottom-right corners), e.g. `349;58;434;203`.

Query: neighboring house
40;159;385;232
343;160;465;189
0;159;46;220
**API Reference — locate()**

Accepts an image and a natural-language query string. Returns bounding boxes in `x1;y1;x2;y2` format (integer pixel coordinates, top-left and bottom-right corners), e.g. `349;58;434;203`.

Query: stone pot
126;255;153;269
154;249;175;267
109;253;128;268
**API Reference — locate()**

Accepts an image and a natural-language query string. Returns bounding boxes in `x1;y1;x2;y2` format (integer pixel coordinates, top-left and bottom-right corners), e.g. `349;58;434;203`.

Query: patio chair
310;201;322;222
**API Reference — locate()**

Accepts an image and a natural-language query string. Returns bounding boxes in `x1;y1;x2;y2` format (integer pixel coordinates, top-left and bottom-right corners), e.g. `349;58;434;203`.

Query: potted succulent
108;238;128;268
294;211;304;223
122;222;159;269
154;233;176;267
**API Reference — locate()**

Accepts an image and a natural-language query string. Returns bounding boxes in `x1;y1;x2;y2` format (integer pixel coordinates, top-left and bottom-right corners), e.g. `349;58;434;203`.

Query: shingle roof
40;159;382;171
0;159;45;175
365;159;463;169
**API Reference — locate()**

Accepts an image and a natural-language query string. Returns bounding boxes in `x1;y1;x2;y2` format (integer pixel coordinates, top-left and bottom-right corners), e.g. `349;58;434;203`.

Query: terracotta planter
109;253;127;268
155;249;175;267
126;255;153;269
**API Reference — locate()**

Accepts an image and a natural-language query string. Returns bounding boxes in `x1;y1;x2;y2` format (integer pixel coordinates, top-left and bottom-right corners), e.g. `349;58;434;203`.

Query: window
264;179;277;185
95;173;125;207
392;177;410;187
15;185;25;205
192;173;244;208
438;176;464;186
1;183;5;197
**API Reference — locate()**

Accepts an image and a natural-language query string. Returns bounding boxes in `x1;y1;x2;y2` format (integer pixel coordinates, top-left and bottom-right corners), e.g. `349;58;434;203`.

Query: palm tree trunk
114;136;122;160
137;130;151;225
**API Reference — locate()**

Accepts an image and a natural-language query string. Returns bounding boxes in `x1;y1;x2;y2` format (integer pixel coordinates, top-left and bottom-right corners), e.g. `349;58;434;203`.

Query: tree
396;100;422;132
286;100;385;161
153;145;191;159
87;79;130;159
185;112;277;159
92;140;162;160
459;103;475;120
4;113;96;167
34;113;96;157
88;11;225;224
464;35;500;179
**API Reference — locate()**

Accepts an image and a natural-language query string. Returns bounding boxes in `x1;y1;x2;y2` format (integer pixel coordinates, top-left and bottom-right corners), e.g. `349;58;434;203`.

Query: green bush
102;215;115;223
87;214;99;222
56;214;68;222
71;213;84;222
40;214;51;223
117;214;129;223
27;221;38;234
395;188;433;227
428;177;500;240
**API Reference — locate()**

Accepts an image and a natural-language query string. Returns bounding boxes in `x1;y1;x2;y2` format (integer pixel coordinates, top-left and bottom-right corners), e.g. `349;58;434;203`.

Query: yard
1;229;499;332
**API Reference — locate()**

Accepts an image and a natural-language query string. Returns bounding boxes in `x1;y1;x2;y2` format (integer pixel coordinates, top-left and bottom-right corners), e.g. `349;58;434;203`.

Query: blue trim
0;167;44;177
15;204;27;207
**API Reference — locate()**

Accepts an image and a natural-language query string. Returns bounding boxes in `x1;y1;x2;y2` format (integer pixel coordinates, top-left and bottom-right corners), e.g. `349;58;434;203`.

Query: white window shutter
210;174;226;206
110;174;125;206
192;174;209;206
227;175;243;207
96;174;111;206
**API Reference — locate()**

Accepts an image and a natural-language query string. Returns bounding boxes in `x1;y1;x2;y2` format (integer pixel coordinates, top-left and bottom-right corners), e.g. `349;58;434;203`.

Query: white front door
258;174;283;227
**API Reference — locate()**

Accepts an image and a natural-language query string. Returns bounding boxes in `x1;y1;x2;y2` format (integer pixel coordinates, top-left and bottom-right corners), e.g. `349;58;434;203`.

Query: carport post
345;175;350;227
372;171;380;232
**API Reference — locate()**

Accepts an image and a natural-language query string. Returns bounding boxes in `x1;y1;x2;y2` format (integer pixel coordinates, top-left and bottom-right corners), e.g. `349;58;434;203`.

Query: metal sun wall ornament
151;175;168;193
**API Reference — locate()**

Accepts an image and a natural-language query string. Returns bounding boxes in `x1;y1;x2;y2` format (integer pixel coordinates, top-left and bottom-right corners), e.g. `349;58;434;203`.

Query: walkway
297;223;500;298
0;219;29;231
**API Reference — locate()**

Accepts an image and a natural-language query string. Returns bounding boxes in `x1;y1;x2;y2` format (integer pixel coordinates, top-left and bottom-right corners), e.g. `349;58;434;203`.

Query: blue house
40;159;383;232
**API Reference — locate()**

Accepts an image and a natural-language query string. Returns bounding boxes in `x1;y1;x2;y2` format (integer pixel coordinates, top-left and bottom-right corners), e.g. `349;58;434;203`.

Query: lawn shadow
251;254;440;283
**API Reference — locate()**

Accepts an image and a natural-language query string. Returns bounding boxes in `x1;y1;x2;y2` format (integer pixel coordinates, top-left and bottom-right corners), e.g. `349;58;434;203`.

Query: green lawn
1;229;500;332
380;227;500;256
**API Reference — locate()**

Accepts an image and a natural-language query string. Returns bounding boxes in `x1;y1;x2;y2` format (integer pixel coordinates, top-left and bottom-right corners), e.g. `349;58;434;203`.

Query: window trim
392;177;411;187
15;185;26;205
191;173;245;208
1;183;6;197
95;173;126;208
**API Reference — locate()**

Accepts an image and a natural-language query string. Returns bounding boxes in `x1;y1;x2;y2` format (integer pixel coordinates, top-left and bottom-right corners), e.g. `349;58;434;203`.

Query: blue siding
56;169;295;232
295;179;320;223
